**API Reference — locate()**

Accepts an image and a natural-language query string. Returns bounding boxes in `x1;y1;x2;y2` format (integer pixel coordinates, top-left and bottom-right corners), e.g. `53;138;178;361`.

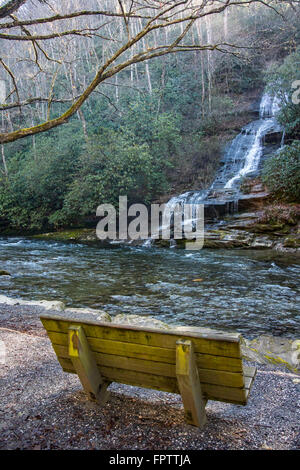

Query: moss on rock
33;229;98;242
283;236;300;248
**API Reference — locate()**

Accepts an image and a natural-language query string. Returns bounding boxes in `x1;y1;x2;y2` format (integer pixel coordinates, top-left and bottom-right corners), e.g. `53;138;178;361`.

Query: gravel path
0;303;299;450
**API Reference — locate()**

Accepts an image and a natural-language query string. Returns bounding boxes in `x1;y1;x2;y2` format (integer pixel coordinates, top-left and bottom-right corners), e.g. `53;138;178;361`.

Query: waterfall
166;91;283;210
143;91;284;246
223;93;282;189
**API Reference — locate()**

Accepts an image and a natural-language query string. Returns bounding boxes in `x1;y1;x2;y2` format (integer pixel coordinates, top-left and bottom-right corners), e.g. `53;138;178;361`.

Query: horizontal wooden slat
58;357;178;393
48;331;243;372
41;315;241;342
58;357;248;404
40;316;257;405
53;344;244;388
41;317;242;359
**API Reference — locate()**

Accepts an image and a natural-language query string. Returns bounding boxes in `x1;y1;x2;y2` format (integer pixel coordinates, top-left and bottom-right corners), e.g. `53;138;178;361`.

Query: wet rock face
202;227;300;251
237;192;271;212
283;236;300;248
251;183;265;193
33;229;98;242
201;205;300;252
204;201;237;219
203;229;254;248
202;228;278;249
263;131;283;144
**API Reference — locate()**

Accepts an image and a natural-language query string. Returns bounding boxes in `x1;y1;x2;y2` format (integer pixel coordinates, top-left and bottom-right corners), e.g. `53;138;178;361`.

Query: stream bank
0;296;299;373
31;196;300;254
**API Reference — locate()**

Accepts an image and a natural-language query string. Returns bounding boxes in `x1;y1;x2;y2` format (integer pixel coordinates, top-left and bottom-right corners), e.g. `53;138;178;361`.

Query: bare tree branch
0;0;26;19
0;0;297;144
0;8;151;29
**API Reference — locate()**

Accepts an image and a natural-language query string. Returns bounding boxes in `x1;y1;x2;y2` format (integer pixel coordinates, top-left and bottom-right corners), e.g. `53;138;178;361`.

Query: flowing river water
0;237;299;339
1;93;299;340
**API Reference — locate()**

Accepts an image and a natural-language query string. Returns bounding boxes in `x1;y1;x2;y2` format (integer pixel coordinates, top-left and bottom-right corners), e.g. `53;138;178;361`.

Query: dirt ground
0;303;299;450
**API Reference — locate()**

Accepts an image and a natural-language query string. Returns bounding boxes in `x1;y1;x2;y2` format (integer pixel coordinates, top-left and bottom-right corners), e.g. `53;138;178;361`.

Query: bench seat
41;314;257;428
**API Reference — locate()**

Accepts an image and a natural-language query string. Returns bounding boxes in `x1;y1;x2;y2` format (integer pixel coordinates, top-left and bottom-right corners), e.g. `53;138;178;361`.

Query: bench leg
68;325;110;405
176;339;207;428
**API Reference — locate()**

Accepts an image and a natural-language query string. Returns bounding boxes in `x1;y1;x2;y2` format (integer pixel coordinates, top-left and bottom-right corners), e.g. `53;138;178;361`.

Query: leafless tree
0;0;298;144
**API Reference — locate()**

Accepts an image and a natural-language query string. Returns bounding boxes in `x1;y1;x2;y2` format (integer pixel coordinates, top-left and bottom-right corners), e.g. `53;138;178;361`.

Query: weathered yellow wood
53;343;244;387
176;340;207;428
41;316;242;358
41;316;241;341
48;331;243;372
40;315;257;408
57;356;250;404
68;326;110;405
58;356;179;393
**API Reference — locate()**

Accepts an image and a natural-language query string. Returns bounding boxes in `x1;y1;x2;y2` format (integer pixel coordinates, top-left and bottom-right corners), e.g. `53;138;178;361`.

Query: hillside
0;1;299;234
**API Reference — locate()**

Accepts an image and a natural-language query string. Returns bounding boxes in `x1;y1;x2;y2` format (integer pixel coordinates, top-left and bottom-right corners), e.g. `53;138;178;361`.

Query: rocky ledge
31;191;300;254
201;212;300;252
32;215;300;253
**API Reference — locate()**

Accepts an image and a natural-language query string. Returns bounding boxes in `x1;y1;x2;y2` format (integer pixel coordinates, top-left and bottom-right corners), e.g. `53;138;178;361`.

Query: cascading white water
259;93;281;118
167;92;283;210
143;91;284;245
224;93;282;189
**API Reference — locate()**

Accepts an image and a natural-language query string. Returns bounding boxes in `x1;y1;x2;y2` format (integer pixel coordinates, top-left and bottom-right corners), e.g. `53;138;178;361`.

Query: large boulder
63;307;111;323
203;229;255;249
238;192;271;212
0;270;11;276
0;295;65;311
112;314;171;330
241;335;300;372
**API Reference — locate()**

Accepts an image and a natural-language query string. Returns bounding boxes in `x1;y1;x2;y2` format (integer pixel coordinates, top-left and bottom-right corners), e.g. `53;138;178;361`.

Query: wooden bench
40;314;257;428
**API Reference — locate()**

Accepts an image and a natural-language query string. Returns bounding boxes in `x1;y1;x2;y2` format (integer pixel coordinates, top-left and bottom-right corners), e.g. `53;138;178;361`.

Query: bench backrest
41;314;251;405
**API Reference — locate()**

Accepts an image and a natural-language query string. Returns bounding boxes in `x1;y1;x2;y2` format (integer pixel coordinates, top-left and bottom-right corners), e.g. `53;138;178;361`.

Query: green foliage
0;122;83;231
279;103;300;140
52;128;172;228
262;141;300;202
0;97;180;231
266;48;300;139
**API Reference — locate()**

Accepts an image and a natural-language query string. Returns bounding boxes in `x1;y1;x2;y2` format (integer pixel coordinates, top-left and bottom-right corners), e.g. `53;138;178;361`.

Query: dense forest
0;0;299;232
